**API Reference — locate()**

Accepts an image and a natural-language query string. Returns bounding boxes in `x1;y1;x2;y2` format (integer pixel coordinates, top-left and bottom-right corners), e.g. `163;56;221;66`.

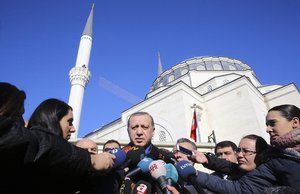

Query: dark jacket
0;116;92;194
203;152;246;180
0;116;37;194
196;153;300;194
29;126;93;194
79;167;125;194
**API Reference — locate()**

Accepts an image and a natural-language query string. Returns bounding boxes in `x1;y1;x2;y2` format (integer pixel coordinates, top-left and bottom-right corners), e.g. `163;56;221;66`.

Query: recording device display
176;145;193;156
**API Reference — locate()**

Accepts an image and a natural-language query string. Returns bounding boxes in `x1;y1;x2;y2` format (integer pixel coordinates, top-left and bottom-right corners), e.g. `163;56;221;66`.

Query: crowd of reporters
0;82;299;194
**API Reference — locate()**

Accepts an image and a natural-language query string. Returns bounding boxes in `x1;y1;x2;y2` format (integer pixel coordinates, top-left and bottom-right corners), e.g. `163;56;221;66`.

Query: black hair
103;139;121;150
27;98;72;137
241;134;270;166
215;140;237;154
269;104;300;121
0;82;26;120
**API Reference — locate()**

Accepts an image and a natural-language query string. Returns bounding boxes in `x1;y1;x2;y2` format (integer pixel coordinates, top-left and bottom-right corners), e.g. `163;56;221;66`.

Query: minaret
158;51;163;76
69;4;94;139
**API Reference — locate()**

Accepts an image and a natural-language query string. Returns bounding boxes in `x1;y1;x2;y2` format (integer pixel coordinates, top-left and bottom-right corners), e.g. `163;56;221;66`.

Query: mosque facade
84;56;300;149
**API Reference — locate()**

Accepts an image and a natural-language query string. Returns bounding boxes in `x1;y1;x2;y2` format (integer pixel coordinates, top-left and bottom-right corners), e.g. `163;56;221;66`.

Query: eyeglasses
235;147;256;156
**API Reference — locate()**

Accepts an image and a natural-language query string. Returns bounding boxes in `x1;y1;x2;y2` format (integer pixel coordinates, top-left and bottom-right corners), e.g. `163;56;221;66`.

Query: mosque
84;56;300;147
69;5;300;155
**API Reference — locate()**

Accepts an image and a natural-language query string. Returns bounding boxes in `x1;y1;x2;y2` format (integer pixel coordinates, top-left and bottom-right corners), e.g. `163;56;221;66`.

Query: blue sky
1;0;300;137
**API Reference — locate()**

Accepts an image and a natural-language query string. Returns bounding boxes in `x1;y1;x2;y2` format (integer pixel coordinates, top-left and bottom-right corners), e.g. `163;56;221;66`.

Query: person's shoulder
266;147;300;162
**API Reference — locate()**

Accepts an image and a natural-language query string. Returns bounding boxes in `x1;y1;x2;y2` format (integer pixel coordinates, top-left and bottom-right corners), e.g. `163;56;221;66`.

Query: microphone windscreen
108;148;126;168
175;160;197;181
149;160;166;179
126;146;146;169
126;157;153;178
150;148;177;164
137;157;153;173
165;163;178;183
132;180;152;194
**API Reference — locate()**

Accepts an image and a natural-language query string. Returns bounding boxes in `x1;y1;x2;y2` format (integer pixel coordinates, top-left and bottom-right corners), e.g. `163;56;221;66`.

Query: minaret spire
69;4;94;139
158;51;163;76
82;3;94;37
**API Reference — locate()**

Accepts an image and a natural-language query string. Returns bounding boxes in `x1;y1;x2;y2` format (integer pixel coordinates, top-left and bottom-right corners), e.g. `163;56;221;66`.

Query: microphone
132;180;152;194
107;148;126;168
125;157;153;178
175;160;206;194
165;163;178;186
149;160;171;194
150;148;177;164
125;146;146;170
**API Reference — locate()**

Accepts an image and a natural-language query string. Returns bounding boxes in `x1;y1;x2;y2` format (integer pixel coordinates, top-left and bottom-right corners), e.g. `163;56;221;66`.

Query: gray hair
176;138;197;150
127;112;155;128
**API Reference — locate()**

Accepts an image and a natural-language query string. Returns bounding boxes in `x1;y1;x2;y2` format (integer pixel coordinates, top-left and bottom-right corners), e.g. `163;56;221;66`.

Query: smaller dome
149;56;251;93
180;56;251;71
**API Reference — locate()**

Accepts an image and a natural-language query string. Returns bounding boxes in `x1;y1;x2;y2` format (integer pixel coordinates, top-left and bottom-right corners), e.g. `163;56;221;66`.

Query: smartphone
176;145;193;156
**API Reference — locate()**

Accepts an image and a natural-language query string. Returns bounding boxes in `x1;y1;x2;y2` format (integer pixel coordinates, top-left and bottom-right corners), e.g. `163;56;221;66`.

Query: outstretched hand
91;152;116;174
189;150;208;164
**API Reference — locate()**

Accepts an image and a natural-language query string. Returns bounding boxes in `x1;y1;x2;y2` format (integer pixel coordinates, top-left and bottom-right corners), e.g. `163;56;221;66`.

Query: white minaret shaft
69;4;94;139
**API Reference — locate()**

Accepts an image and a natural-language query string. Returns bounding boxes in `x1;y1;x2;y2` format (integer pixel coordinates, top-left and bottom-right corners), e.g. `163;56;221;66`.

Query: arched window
196;63;206;70
168;74;174;82
159;131;166;142
158;79;163;87
228;64;236;70
181;68;188;75
213;63;222;70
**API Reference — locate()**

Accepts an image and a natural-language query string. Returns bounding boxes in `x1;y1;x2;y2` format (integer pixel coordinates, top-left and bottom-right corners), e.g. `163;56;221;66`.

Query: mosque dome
149;56;252;94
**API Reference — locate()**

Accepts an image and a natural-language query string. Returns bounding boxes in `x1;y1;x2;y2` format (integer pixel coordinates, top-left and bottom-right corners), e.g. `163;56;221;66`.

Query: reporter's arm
90;152;115;174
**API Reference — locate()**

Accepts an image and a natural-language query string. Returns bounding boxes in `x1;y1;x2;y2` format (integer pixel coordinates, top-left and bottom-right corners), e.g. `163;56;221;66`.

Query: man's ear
292;117;300;129
152;127;155;137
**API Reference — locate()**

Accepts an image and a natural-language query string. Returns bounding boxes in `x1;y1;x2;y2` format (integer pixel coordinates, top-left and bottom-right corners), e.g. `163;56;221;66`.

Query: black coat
196;152;300;193
0;116;92;194
203;152;246;180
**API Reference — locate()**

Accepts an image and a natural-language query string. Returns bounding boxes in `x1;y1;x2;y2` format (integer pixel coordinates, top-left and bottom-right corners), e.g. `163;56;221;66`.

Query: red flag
190;110;197;142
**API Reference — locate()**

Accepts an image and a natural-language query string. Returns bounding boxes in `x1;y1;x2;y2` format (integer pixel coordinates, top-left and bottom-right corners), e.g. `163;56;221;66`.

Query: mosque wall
202;78;267;144
265;84;300;108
